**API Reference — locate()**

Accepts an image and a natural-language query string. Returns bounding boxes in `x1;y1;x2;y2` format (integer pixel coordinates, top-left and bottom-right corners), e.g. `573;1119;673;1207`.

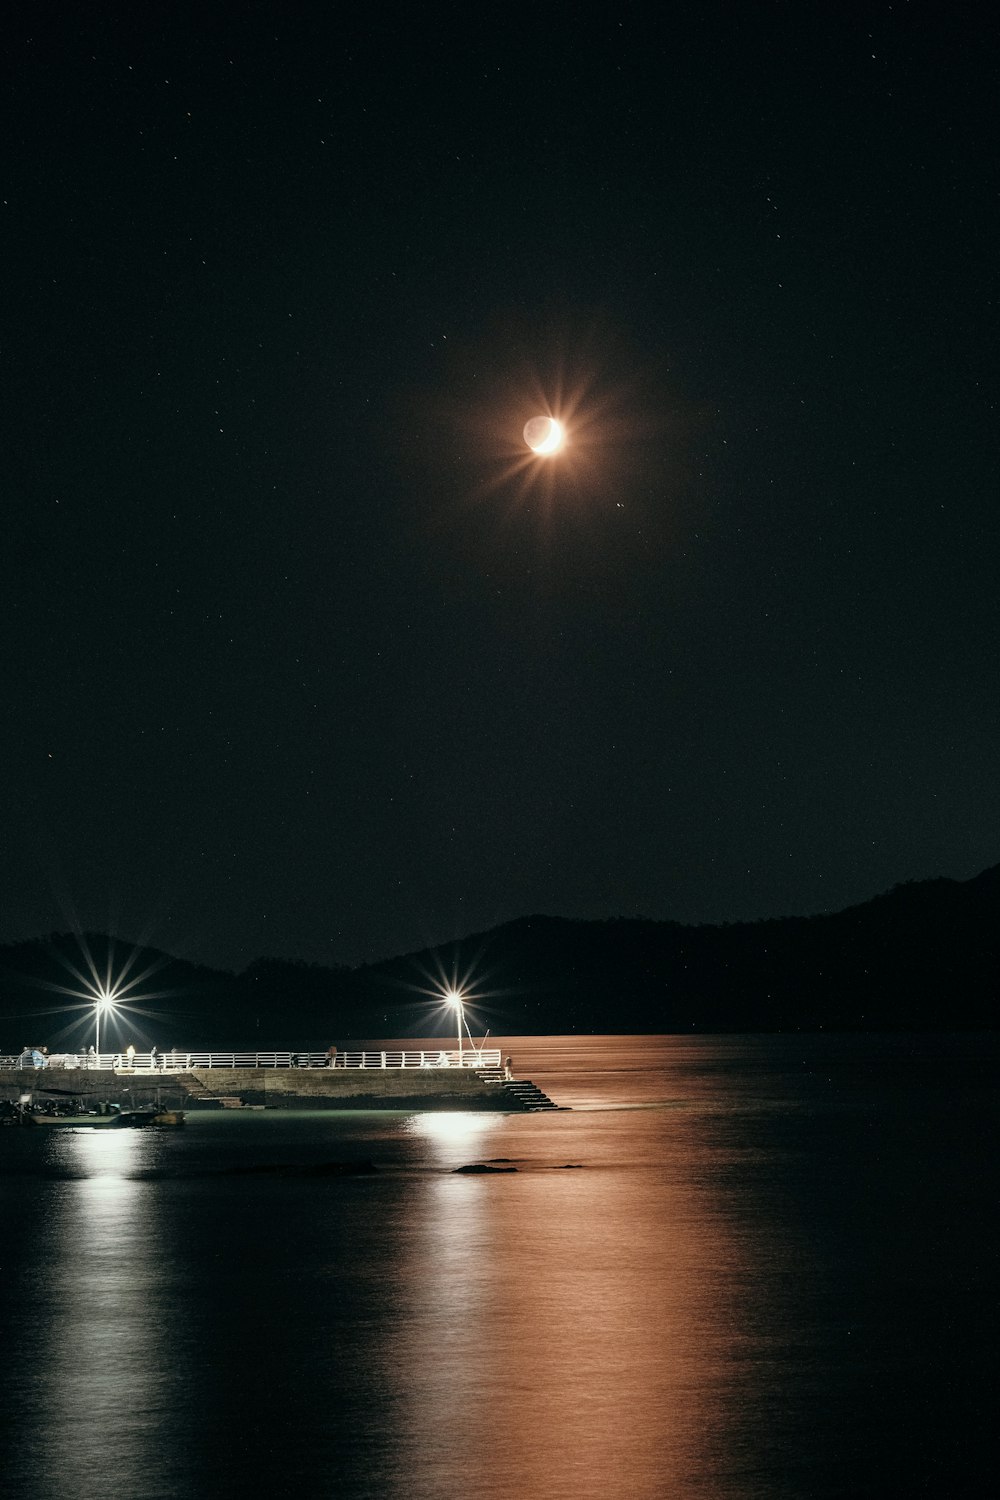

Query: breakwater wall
0;1067;524;1112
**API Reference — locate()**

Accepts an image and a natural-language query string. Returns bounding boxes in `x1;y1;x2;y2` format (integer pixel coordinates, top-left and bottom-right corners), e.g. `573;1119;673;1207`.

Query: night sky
3;4;996;973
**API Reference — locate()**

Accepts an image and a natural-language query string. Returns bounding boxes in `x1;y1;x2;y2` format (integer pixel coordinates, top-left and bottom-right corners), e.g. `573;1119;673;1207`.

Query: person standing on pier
504;1055;513;1080
126;1043;136;1071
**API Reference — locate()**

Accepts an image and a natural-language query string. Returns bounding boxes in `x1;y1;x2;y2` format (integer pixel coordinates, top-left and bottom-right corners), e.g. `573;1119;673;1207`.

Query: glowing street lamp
444;988;465;1067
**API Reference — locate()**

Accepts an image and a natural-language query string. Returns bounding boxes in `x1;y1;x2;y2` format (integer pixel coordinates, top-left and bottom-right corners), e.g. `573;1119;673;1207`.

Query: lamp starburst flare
22;933;181;1055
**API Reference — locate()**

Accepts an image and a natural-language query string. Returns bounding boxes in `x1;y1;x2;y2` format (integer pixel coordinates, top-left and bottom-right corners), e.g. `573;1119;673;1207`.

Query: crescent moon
523;416;565;455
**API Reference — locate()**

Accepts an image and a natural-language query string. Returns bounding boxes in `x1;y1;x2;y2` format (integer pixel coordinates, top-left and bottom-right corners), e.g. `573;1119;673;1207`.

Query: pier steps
177;1073;242;1106
476;1070;563;1110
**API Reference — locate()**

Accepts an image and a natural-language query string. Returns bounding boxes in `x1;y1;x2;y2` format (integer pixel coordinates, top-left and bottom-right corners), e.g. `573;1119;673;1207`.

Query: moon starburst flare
407;310;664;532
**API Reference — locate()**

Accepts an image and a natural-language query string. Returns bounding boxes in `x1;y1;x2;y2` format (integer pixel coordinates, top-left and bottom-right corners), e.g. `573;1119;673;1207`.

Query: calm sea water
1;1034;997;1499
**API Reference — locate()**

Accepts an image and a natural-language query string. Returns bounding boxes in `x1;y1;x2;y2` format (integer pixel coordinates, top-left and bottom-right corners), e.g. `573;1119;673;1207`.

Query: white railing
1;1048;502;1072
337;1049;501;1070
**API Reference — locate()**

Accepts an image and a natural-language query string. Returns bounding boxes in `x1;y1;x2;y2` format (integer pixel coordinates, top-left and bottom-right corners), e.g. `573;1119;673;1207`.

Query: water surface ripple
2;1034;996;1499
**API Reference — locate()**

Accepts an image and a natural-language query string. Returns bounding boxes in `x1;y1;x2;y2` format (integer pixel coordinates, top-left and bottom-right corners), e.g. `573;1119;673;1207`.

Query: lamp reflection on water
53;1129;148;1278
404;1111;500;1148
59;1122;143;1175
34;1128;178;1480
51;1126;152;1316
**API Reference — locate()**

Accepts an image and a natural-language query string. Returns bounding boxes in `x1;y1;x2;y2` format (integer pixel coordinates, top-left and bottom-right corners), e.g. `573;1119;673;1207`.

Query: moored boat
28;1112;122;1127
26;1108;185;1128
115;1108;186;1128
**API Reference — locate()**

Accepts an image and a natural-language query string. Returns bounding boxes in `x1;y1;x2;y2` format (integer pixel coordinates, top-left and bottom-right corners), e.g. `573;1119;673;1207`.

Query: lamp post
445;988;465;1067
94;992;112;1059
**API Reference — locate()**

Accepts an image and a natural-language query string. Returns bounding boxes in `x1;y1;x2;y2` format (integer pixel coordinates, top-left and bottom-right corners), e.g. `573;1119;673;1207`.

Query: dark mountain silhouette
1;865;996;1050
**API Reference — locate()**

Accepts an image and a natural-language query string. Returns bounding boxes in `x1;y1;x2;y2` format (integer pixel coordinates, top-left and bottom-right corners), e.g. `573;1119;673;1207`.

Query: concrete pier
0;1066;560;1112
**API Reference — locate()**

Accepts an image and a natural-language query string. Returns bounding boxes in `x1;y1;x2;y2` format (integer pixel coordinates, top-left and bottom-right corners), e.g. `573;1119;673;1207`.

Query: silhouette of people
150;1045;158;1070
326;1046;338;1068
504;1054;513;1080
